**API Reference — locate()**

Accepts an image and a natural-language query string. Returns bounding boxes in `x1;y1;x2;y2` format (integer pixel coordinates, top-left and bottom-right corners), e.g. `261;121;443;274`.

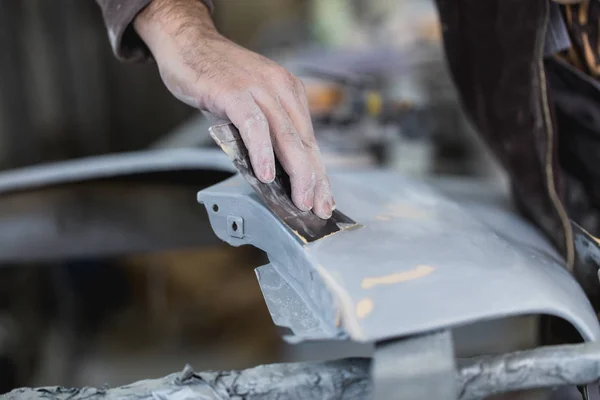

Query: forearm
134;0;219;60
94;0;214;62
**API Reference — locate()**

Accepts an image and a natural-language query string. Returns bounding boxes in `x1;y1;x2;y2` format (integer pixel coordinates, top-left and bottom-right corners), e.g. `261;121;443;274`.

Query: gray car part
0;148;235;263
372;330;457;400
197;169;600;398
0;148;234;193
198;171;600;344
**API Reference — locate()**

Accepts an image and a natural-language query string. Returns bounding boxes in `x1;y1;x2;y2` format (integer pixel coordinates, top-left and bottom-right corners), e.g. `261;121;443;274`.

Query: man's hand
134;0;334;219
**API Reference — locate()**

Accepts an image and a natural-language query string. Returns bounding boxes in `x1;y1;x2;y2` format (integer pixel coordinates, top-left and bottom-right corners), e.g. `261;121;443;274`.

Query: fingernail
262;163;275;182
303;191;313;211
323;201;332;218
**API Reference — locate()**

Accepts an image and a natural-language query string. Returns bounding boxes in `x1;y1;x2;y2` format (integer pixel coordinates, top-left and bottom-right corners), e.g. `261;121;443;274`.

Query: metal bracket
373;330;457;400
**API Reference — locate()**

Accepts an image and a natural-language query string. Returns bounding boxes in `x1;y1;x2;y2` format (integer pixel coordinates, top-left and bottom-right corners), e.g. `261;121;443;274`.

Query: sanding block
209;123;359;243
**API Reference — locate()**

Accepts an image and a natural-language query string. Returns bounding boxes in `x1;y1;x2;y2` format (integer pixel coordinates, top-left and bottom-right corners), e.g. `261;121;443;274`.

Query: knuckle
316;176;330;189
277;128;300;143
301;136;319;151
274;67;296;87
248;112;268;124
222;88;246;105
243;112;268;129
293;76;306;94
247;85;269;99
221;81;256;101
270;64;287;76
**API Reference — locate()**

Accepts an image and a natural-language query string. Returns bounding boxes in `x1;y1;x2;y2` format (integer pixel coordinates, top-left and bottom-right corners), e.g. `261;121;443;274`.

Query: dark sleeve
95;0;215;62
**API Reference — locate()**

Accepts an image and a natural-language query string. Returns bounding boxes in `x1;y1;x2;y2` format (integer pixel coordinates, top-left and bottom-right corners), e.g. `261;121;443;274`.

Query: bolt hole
232;222;238;232
212;204;219;212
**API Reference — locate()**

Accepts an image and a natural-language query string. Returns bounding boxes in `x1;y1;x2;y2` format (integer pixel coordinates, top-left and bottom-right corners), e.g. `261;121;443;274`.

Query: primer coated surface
198;172;600;344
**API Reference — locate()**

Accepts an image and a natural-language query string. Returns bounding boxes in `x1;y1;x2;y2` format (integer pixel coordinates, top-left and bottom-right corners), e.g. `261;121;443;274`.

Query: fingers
146;15;335;218
214;62;331;217
278;74;334;219
251;89;316;212
224;93;275;183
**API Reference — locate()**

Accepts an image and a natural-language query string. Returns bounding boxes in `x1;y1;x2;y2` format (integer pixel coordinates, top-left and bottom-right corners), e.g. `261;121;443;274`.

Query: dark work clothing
435;0;600;316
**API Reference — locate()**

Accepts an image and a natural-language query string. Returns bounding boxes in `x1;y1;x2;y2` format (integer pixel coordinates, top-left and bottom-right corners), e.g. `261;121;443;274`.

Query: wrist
134;0;218;54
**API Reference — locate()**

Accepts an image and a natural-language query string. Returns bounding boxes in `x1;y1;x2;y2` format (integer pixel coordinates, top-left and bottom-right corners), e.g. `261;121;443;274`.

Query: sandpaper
209;123;359;243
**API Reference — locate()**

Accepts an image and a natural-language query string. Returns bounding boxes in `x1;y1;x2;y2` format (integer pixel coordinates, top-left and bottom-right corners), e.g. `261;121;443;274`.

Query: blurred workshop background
0;0;508;395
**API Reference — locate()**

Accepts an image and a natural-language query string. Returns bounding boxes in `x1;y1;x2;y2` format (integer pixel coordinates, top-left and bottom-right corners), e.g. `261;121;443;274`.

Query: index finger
224;92;276;183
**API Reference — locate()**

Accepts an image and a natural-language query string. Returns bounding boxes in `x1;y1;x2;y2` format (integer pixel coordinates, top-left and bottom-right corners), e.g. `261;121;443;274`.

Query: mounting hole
232;222;238;231
212;204;219;212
